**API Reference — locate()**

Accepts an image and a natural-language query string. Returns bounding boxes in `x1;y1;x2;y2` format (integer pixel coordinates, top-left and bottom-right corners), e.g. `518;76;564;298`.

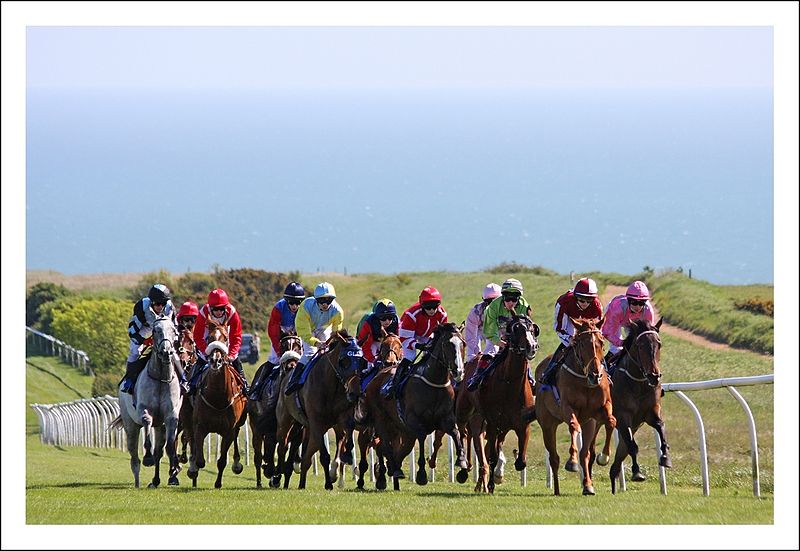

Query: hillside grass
26;353;95;435
647;272;773;354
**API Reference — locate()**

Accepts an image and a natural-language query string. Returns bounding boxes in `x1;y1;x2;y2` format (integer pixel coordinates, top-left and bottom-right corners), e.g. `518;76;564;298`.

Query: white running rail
26;326;92;375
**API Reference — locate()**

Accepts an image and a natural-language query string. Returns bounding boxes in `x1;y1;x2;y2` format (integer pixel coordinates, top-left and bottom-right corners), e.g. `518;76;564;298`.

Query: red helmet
573;278;598;298
207;288;230;308
178;301;199;318
419;286;442;304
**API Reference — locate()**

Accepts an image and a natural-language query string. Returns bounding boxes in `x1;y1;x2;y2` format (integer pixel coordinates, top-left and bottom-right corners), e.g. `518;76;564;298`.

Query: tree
26;282;72;332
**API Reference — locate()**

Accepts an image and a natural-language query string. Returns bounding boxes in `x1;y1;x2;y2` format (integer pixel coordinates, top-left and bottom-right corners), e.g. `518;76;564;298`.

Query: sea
25;87;774;285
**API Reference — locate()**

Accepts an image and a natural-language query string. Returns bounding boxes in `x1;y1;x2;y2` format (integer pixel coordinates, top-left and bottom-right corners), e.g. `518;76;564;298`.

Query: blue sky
27;26;772;91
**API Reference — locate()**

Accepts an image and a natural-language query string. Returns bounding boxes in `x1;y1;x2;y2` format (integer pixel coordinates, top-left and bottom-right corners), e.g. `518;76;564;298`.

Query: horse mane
622;319;653;350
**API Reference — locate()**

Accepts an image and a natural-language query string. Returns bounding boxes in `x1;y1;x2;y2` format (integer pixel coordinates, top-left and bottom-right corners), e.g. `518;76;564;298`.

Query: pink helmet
178;301;199;318
573;278;598;298
207;288;230;308
482;283;501;300
625;281;651;301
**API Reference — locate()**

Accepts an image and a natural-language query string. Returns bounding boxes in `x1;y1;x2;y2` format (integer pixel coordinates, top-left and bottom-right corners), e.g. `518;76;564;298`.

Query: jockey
188;288;250;395
382;286;448;399
121;284;185;394
465;283;501;362
539;277;604;386
247;281;305;400
602;280;655;373
466;278;532;391
284;282;344;395
357;298;400;367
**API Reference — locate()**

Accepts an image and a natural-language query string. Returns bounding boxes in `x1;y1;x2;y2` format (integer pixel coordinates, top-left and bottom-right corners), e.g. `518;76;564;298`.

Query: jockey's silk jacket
267;298;299;355
128;297;176;344
357;313;399;364
194;303;243;360
482;296;532;346
295;297;344;347
602;294;655;348
465;300;496;361
553;290;604;346
398;302;448;359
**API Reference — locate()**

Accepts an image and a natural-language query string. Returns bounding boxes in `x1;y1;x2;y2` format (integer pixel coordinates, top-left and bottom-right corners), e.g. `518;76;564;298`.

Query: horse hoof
147;482;157;489
596;453;609;466
341;450;353;465
143;456;154;467
457;459;469;470
269;477;281;489
197;460;206;470
632;471;647;482
494;475;504;485
583;485;596;496
456;469;469;484
187;469;197;480
660;455;673;469
168;476;179;486
178;453;188;464
376;477;387;491
357;479;365;490
232;463;243;475
415;471;428;486
393;469;405;480
214;481;222;489
564;460;580;473
325;482;334;491
514;458;526;471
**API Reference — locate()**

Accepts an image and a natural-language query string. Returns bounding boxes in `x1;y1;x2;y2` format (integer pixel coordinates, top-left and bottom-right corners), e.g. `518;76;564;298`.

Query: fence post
726;386;761;497
672;390;710;496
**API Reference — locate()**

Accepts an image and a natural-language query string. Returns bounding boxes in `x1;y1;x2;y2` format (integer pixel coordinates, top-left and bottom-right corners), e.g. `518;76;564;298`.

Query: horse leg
214;433;234;489
165;417;181;486
375;445;388;491
427;430;443;470
356;430;371;490
147;425;166;489
580;419;598;495
415;436;428;486
542;420;561;496
648;406;672;468
253;429;264;488
486;426;499;494
297;428;317;490
471;420;488;492
124;420;142;488
596;421;614;466
564;410;581;473
141;409;155;467
231;429;244;475
444;419;468;472
188;424;208;487
625;425;646;482
393;436;416;490
328;429;343;487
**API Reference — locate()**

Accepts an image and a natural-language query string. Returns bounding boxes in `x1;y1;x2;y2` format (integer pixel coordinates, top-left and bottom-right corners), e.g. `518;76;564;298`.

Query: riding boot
232;358;250;395
540;343;566;386
120;361;140;394
187;358;206;396
604;350;620;378
466;353;496;392
383;358;411;399
284;362;306;395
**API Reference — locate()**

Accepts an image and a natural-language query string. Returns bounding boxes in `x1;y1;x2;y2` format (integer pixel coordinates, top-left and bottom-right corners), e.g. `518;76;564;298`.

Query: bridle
505;317;540;360
379;336;403;367
149;317;176;383
619;330;662;386
562;328;604;387
413;325;465;387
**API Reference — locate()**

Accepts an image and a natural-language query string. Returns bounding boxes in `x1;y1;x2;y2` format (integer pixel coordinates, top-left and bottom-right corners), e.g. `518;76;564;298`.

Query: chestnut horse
365;323;469;491
248;332;303;488
186;320;248;488
534;317;615;496
176;328;197;464
457;313;540;493
353;331;403;490
596;318;672;493
274;330;363;490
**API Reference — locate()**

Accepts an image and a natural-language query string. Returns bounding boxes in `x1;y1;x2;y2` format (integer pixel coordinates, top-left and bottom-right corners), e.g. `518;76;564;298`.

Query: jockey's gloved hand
414;342;428;351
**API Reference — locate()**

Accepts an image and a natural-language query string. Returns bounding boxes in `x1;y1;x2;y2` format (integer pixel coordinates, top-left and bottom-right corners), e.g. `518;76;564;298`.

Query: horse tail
108;414;123;431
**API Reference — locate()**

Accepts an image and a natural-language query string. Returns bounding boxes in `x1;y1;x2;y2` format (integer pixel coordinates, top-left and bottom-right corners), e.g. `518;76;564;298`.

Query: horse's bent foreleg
141;409;155;467
165;418;181;486
648;405;672;468
214;434;234;489
597;421;614;466
514;423;530;472
231;429;243;475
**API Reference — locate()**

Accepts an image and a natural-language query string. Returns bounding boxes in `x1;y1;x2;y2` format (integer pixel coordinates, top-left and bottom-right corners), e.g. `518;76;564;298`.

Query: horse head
378;332;403;368
504;313;540;360
152;315;178;376
568;317;606;387
428;323;466;383
177;328;197;371
328;331;365;403
623;318;663;387
205;320;230;372
280;329;303;355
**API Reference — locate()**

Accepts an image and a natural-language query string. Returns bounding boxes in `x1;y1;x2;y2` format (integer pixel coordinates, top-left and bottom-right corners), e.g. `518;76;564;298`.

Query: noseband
620;330;662;386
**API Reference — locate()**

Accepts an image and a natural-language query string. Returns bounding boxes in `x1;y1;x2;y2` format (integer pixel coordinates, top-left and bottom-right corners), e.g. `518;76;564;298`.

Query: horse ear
597;316;605;329
457;321;465;333
655;317;663;331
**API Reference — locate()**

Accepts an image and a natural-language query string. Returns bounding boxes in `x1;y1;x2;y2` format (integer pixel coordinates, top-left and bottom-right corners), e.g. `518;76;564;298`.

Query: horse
112;314;183;488
176;328;197;464
186;320;248;488
595;318;672;493
534;317;615;496
248;331;303;488
274;330;363;490
456;313;540;493
365;323;469;491
353;331;403;490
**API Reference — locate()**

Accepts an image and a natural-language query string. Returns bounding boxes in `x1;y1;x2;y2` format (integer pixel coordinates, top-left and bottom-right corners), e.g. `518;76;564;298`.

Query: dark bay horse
274;330;363;490
248;332;303;488
596;318;672;493
457;313;540;493
534;317;615;496
353;331;403;490
113;315;183;488
186;320;248;488
176;328;197;464
365;323;469;490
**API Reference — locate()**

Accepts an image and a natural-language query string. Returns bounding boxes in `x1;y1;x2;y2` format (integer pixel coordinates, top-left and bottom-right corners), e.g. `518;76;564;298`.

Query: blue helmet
374;299;396;317
313;282;336;299
283;281;305;299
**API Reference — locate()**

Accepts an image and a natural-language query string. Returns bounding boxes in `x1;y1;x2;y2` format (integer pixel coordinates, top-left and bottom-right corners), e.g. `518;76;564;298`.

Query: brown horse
365;323;469;490
596;318;672;493
176;328;197;464
457;313;540;493
534;317;615;496
248;332;303;488
274;330;363;490
186;320;248;488
353;331;403;490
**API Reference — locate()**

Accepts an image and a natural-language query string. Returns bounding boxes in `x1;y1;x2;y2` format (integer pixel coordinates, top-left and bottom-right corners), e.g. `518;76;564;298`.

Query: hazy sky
27;26;772;91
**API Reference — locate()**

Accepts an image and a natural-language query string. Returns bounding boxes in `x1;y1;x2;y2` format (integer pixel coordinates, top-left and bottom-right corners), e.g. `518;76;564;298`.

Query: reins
562;328;604;385
620;330;662;385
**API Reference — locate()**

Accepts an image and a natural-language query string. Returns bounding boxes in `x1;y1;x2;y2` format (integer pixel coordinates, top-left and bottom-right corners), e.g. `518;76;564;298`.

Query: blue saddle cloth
296;352;323;386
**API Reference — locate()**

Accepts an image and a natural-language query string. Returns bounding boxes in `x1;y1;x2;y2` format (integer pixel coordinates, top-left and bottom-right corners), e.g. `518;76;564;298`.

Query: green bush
485;262;559;276
49;297;130;375
92;371;120;397
734;298;774;317
26;282;73;332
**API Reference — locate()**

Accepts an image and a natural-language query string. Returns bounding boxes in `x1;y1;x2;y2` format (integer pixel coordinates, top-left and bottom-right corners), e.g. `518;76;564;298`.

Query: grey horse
113;315;183;488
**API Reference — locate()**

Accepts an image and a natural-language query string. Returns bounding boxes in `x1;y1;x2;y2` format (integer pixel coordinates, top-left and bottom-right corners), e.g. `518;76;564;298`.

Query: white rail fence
26;326;92;375
30;374;772;495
